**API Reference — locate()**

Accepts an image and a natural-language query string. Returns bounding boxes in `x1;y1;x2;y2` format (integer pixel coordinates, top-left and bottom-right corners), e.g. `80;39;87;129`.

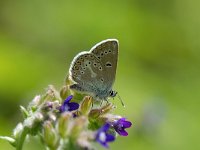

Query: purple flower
113;118;132;136
96;123;115;148
59;95;79;113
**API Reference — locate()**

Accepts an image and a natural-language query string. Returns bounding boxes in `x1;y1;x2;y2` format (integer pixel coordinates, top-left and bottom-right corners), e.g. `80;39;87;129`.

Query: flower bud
20;106;29;118
65;75;71;85
35;112;44;121
44;85;61;102
56;112;71;138
77;131;94;150
28;95;41;110
80;96;93;115
60;85;70;100
23;112;44;129
13;123;23;139
88;109;101;121
100;103;114;115
43;121;58;149
69;116;87;140
42;100;60;112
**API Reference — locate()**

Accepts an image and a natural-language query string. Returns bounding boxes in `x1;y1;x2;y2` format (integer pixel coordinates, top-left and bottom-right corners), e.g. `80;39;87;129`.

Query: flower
59;95;79;113
113;118;132;136
95;123;115;148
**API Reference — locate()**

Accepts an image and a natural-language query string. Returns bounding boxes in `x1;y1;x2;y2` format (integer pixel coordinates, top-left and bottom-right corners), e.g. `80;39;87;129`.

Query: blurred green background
0;0;200;149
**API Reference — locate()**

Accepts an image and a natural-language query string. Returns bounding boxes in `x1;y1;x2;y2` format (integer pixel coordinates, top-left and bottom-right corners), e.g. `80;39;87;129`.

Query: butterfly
68;39;119;102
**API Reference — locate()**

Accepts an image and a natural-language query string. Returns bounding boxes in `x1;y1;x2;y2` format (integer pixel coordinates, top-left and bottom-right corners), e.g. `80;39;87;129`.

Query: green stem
68;138;80;150
16;127;28;150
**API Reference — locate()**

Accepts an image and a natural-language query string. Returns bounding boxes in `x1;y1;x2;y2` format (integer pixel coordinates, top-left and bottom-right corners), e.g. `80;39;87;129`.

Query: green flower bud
88;103;114;122
43;121;58;149
60;85;70;100
65;74;71;85
20;106;29;118
69;116;87;140
44;85;61;102
56;112;71;138
88;109;103;130
13;123;23;139
88;109;101;121
88;103;115;130
100;103;114;115
80;96;93;115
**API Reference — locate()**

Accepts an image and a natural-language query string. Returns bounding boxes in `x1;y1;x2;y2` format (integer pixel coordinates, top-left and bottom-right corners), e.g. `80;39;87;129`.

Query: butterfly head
109;90;117;98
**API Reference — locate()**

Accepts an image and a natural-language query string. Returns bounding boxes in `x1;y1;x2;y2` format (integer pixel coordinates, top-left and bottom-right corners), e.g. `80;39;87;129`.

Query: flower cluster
0;84;132;150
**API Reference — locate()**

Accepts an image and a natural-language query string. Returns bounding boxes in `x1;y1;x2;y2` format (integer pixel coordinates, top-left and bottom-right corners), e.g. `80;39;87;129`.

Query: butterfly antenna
117;94;125;107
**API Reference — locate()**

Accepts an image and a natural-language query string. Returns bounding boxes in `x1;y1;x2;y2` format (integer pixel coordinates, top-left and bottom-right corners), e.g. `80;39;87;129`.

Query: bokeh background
0;0;200;150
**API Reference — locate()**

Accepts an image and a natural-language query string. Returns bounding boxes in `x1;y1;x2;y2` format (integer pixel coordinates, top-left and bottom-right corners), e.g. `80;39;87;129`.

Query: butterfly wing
90;39;118;88
69;39;119;99
69;51;103;97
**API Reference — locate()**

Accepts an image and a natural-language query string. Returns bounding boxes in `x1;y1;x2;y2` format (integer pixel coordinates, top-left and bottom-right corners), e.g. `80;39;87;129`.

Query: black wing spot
105;62;112;67
76;61;81;65
74;66;79;70
73;71;77;76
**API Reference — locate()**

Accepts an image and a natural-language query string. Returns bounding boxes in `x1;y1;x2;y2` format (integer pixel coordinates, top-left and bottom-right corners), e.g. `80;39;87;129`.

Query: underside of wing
90;39;119;86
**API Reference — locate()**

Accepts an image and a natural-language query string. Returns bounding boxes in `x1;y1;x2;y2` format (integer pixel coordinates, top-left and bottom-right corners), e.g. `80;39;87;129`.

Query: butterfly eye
88;61;91;64
109;90;117;97
104;51;108;54
81;71;84;74
108;50;112;53
101;53;104;56
97;56;101;59
100;78;104;82
82;67;86;70
99;66;102;71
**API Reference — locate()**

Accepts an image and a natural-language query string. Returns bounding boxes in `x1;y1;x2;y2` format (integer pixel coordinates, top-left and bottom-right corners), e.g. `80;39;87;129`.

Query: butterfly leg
100;99;104;106
105;99;109;105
